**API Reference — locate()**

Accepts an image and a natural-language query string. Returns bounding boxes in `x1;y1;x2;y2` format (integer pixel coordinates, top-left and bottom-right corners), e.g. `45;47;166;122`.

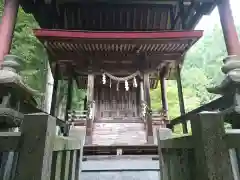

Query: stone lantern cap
0;55;41;99
207;55;240;95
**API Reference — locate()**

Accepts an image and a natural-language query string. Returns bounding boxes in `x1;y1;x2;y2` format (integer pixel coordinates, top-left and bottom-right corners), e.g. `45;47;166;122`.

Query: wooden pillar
83;96;87;111
50;63;59;116
0;0;19;63
191;112;234;180
85;74;94;145
64;70;74;122
63;72;73;136
87;74;94;102
160;76;169;119
143;73;154;144
176;65;188;133
140;80;145;103
217;0;240;56
139;80;146;128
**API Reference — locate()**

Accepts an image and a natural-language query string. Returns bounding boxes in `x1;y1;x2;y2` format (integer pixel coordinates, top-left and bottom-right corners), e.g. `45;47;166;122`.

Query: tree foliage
151;23;240;119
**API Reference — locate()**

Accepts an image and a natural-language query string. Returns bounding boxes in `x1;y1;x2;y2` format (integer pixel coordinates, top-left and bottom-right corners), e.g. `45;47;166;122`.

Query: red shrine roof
34;29;203;81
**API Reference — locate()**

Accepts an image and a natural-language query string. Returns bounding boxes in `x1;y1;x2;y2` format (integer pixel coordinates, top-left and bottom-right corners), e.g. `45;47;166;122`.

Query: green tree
182;24;228;105
151;80;200;119
0;4;86;110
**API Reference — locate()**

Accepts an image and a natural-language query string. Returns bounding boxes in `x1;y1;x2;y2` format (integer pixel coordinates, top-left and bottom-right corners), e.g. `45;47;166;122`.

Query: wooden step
92;123;146;145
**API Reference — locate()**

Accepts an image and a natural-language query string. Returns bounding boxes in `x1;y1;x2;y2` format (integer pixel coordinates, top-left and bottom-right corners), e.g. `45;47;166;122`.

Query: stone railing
157;112;237;179
0;113;84;180
68;110;88;122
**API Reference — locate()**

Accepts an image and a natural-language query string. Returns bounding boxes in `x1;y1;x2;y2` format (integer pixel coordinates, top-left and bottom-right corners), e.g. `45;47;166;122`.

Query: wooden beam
184;2;200;27
56;0;214;5
185;2;215;29
171;0;185;29
172;1;203;30
185;2;203;29
55;52;181;62
170;96;232;126
34;29;203;40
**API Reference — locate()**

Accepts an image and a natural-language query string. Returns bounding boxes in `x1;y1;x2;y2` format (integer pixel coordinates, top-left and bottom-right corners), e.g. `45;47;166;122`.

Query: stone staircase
92;120;146;145
81;156;159;180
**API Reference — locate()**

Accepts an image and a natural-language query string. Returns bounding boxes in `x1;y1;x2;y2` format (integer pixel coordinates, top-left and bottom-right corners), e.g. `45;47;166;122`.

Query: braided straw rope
103;70;140;81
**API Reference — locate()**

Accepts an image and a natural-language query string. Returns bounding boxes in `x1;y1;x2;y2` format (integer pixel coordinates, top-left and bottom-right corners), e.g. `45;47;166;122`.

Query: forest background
1;1;240;133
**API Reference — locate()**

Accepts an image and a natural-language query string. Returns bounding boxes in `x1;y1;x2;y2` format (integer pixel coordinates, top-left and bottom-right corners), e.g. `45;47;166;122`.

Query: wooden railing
0;113;84;180
152;111;169;128
169;95;233;131
157;111;239;179
68;110;87;121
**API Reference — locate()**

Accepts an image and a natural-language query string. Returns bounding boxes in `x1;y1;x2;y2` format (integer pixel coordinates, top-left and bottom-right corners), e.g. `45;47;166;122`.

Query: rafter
171;0;185;29
185;2;215;29
50;52;182;64
56;0;215;5
171;0;215;30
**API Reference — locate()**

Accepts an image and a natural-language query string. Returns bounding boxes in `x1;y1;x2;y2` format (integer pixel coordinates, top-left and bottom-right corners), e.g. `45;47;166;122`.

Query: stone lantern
0;55;40;130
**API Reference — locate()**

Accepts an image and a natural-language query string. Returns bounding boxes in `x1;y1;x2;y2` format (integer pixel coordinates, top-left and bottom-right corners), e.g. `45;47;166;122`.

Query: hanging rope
103;70;140;82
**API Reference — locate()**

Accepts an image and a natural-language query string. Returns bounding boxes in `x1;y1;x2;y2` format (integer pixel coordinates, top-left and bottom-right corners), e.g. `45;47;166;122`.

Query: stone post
191;112;234;180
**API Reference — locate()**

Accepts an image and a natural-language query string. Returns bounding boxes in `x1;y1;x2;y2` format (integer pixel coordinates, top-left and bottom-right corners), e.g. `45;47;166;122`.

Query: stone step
92;123;146;145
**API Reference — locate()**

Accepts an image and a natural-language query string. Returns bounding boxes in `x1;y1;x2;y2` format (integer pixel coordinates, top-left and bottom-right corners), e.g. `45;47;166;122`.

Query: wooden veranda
1;0;240;179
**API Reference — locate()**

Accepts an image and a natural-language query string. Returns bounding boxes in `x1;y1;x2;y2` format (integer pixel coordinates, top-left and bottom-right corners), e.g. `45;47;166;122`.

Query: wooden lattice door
95;86;138;120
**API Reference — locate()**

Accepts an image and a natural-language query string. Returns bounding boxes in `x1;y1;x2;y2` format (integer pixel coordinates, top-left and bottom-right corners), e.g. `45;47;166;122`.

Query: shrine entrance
94;72;140;121
92;73;144;145
95;85;138;121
